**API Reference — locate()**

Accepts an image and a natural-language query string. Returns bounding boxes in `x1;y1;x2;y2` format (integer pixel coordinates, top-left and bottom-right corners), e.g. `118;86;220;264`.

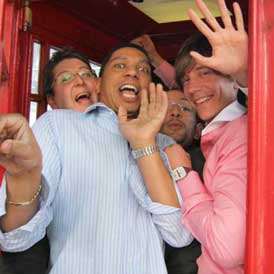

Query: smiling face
48;58;99;112
160;90;196;147
182;63;237;122
98;47;151;118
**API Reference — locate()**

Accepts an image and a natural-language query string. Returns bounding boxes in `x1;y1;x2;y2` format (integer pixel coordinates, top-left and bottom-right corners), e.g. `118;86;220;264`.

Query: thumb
190;51;211;67
118;105;128;123
0;139;13;154
1;138;36;160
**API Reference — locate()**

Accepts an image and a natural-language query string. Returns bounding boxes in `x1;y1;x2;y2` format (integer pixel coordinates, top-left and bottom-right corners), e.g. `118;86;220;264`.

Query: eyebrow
193;65;211;71
109;56;150;65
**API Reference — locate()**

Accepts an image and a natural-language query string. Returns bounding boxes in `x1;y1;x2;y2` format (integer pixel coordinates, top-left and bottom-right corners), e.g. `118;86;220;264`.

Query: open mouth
119;84;139;99
75;92;91;102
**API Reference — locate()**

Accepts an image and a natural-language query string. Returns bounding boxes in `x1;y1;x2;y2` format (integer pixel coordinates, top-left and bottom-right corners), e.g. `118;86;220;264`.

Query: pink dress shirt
177;102;247;274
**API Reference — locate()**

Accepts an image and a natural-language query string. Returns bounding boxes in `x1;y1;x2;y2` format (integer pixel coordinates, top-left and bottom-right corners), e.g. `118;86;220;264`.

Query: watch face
172;167;187;181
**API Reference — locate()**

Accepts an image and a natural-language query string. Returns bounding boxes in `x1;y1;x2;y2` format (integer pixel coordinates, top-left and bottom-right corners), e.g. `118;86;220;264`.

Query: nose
125;66;138;78
74;73;85;85
169;105;182;117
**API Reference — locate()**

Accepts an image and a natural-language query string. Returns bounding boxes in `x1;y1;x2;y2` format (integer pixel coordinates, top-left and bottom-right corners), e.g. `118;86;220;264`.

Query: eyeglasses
167;101;193;113
54;69;97;85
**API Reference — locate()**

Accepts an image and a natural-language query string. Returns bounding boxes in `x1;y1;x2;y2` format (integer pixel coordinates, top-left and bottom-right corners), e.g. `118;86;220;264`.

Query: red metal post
246;0;274;273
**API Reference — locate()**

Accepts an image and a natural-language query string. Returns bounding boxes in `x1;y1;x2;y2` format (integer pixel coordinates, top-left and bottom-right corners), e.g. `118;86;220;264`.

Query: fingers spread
139;87;149;117
188;9;215;42
118;105;128;123
233;2;245;31
218;0;233;28
190;51;211;67
195;0;221;31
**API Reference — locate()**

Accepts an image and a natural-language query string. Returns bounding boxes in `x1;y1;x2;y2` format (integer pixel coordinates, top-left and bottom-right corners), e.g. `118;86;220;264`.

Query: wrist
131;143;159;160
171;166;191;182
129;139;156;150
150;53;165;68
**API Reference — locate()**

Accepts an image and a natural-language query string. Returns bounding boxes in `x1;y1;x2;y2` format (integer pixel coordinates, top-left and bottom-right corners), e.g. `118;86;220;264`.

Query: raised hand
118;83;167;149
131;35;165;67
0;113;42;176
189;0;248;86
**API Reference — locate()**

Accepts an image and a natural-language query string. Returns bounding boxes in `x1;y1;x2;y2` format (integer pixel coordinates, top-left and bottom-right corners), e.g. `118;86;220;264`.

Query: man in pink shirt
165;0;248;273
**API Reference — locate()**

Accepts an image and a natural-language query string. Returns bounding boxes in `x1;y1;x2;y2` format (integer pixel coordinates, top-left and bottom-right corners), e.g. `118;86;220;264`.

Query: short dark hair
175;32;212;89
43;47;95;97
99;42;151;77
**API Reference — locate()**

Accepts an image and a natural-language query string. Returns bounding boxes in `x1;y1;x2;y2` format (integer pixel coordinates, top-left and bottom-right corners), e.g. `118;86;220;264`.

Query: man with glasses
160;89;204;274
44;48;99;112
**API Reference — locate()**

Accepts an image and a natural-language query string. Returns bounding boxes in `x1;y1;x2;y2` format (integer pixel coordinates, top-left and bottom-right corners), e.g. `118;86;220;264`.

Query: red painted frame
1;0;274;271
245;0;274;273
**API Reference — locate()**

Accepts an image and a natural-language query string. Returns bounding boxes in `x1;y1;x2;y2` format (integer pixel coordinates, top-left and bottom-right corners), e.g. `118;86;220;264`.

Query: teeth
122;93;136;99
75;92;90;102
119;84;138;93
195;96;211;104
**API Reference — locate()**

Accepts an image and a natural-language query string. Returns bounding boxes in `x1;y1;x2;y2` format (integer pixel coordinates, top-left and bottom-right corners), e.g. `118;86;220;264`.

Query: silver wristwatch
131;144;159;159
171;166;189;181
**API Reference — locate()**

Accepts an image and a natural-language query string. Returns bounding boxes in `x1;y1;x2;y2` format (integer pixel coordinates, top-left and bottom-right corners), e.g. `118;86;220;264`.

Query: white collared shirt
202;100;247;136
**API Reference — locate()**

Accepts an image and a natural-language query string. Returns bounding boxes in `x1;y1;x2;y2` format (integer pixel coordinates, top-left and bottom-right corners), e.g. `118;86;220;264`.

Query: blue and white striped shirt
0;103;192;274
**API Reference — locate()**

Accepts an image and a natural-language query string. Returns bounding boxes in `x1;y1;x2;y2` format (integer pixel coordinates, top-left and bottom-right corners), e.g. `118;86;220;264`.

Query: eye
78;70;96;78
58;72;74;84
137;66;150;74
114;63;125;69
200;69;213;77
180;105;192;112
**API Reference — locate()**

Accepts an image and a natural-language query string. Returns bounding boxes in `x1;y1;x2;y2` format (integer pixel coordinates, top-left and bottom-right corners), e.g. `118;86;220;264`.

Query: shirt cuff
177;171;213;213
0;175;51;252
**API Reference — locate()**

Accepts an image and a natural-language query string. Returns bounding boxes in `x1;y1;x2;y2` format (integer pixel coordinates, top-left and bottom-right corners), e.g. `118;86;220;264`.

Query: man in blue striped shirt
0;43;192;274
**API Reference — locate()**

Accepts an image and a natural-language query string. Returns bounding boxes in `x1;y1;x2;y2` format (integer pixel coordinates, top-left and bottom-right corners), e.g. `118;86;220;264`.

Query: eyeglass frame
52;68;97;86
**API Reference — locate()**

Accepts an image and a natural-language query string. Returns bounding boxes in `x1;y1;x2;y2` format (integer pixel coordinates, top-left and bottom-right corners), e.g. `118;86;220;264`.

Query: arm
0;112;59;252
131;35;176;88
166;126;247;267
119;83;183;207
189;0;248;87
0;114;42;232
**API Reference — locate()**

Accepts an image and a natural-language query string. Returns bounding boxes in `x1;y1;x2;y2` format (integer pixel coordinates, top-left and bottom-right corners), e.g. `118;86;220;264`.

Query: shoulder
223;114;247;140
156;133;175;150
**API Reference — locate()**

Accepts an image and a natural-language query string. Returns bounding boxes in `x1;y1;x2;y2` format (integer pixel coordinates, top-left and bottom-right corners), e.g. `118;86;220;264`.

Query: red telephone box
1;0;274;272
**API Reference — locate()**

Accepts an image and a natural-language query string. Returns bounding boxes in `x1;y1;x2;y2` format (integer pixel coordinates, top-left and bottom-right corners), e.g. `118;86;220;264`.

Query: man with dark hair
161;89;203;274
43;48;99;111
0;43;192;274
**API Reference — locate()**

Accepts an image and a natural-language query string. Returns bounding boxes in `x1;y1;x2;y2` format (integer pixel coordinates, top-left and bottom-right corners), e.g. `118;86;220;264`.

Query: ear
232;79;239;92
194;122;204;141
47;96;58;109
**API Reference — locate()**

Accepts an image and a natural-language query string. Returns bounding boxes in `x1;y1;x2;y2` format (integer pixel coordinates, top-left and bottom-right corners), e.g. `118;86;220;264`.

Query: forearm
134;143;179;208
154;61;176;88
0;168;41;232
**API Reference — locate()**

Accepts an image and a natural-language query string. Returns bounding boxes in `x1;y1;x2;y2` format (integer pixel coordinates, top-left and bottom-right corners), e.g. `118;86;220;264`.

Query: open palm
118;83;168;149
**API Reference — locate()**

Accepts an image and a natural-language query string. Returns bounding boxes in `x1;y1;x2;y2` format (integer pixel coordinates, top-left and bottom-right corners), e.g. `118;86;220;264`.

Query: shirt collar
202;100;247;136
84;102;115;115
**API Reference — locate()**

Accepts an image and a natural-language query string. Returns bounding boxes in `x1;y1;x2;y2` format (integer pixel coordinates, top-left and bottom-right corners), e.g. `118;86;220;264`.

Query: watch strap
131;144;159;159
